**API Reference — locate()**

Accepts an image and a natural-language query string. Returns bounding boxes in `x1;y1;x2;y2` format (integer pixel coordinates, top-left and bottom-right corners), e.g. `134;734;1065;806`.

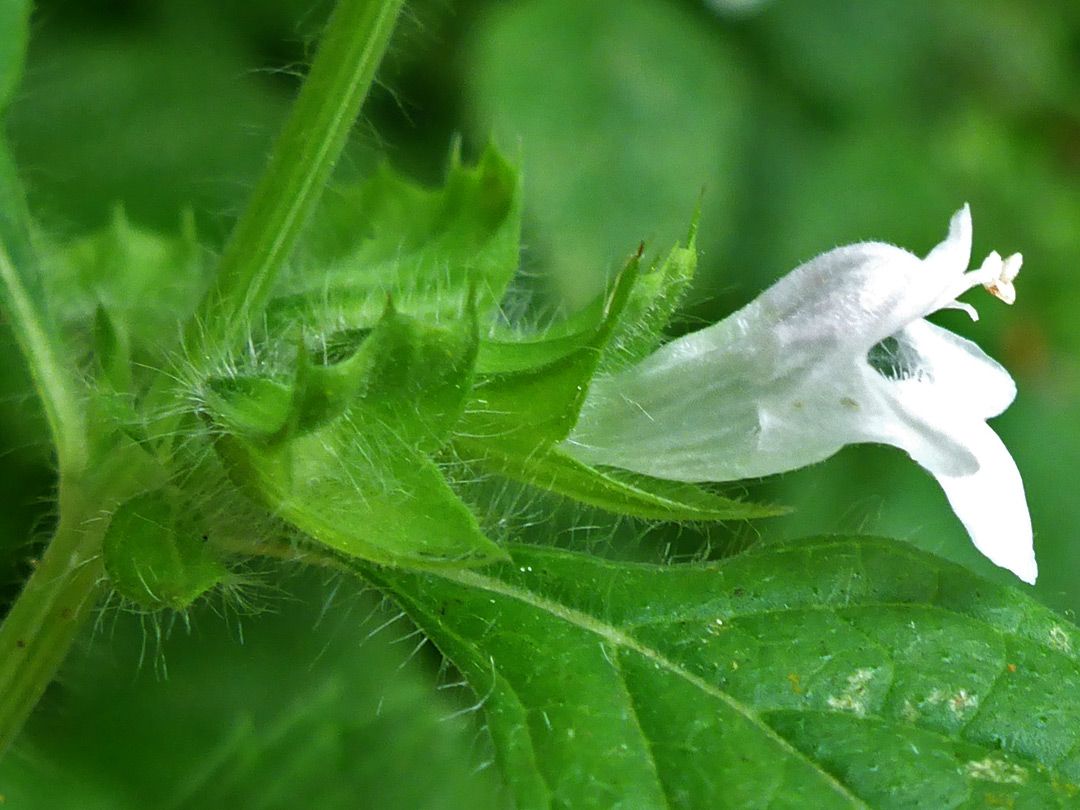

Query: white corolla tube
563;206;1036;583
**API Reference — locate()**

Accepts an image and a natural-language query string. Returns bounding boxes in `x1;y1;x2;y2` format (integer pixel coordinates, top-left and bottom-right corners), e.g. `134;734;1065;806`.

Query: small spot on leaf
1049;626;1072;654
949;689;979;718
964;757;1028;785
826;668;876;717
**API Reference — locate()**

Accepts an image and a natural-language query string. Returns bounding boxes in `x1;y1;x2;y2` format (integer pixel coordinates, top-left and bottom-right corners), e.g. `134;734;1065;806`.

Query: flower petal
922;204;972;277
924;420;1036;584
563;341;780;481
880;319;1016;420
746;207;975;358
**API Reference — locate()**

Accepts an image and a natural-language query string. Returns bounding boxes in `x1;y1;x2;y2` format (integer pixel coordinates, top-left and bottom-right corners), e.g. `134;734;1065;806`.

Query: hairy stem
0;236;87;470
0;478;107;758
187;0;405;360
0;0;405;760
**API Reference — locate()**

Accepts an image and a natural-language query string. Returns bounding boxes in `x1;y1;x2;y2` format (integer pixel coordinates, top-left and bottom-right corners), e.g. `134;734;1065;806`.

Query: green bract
202;153;771;570
103;491;227;611
205;301;504;569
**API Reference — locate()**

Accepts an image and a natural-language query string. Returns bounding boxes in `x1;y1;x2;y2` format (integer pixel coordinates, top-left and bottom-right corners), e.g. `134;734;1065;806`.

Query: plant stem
0;0;405;760
0;478;107;758
186;0;405;361
0;237;87;470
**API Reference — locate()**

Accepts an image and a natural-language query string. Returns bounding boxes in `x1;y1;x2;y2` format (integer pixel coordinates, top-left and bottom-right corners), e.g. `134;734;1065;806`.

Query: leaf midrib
437;565;873;809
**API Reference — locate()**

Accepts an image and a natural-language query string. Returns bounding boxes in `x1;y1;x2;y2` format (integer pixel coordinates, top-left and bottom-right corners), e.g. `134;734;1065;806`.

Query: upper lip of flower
564;205;1036;583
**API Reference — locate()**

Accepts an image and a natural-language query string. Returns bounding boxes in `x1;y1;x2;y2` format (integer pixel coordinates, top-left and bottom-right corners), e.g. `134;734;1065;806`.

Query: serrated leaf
456;251;639;456
601;216;699;372
271;144;521;331
319;302;479;453
208;304;479;447
40;206;206;363
204;375;294;440
103;490;227;611
370;537;1080;809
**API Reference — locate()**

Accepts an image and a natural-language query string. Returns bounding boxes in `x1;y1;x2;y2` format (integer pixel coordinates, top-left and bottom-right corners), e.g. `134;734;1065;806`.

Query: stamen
985;252;1021;305
941;300;980;321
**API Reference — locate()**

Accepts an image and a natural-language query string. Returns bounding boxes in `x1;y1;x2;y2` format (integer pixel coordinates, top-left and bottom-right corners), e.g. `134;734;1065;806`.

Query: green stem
0;478;107;758
0;0;405;761
187;0;405;360
0;237;87;470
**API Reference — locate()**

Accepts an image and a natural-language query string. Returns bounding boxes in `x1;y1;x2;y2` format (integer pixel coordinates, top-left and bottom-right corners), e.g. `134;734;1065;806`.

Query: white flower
563;206;1036;583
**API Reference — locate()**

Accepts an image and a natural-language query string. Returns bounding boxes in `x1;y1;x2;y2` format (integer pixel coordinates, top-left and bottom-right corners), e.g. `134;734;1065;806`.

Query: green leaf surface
456;253;638;456
207;302;478;448
272;144;521;331
314;303;479;452
475;322;600;376
215;421;505;569
371;537;1080;809
462;446;783;522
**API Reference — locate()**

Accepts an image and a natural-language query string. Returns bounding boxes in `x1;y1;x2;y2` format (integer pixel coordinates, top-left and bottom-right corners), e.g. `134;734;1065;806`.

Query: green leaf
475;322;600;376
214;421;505;569
312;302;479;452
600;215;699;372
456;252;638;456
465;446;783;522
103;491;228;611
271;143;521;331
203;375;294;441
41;207;206;365
204;305;503;569
371;537;1080;809
209;303;479;446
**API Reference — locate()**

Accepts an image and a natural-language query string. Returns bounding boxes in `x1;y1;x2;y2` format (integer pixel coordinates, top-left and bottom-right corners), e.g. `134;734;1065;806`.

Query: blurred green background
2;0;1079;805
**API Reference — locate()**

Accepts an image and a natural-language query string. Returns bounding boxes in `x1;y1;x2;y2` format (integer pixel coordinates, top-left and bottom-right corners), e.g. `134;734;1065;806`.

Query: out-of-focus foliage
0;574;504;809
2;0;1080;806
